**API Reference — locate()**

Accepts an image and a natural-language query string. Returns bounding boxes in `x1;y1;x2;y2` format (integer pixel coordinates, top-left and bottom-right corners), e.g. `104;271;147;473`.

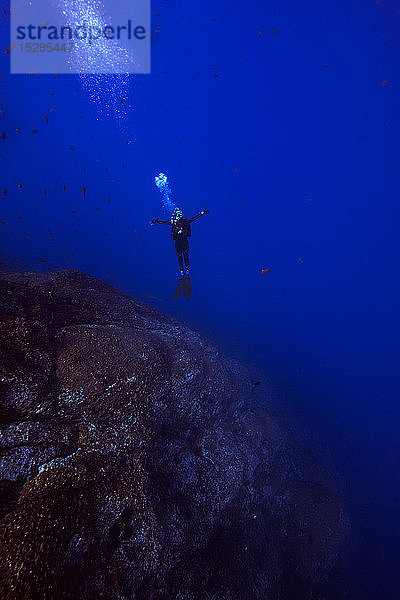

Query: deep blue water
1;1;400;597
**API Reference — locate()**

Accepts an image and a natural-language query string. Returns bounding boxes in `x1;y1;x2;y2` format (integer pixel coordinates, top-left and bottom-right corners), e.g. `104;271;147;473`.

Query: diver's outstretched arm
188;209;210;223
150;218;171;225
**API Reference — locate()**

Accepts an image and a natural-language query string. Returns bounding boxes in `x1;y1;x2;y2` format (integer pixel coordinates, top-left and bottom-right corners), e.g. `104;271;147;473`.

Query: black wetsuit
156;211;207;272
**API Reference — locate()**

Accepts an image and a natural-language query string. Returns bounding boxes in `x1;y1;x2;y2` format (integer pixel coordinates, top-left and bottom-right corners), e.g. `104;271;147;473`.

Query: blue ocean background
1;1;399;597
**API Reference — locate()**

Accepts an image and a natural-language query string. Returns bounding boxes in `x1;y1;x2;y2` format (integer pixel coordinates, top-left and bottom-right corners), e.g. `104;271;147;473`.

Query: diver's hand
150;218;159;225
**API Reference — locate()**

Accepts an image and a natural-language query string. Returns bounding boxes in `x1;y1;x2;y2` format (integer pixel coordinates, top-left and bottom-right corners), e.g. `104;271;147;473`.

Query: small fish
381;79;388;87
31;129;38;135
16;127;21;134
307;198;312;202
63;185;66;191
107;196;110;204
23;231;31;236
61;257;69;262
69;146;75;151
253;381;261;386
260;268;272;276
324;63;328;68
82;184;86;197
17;183;22;190
3;188;6;196
0;220;8;226
38;258;47;263
298;257;304;263
71;209;78;213
234;167;238;174
271;30;281;34
44;113;48;124
43;189;47;196
4;43;16;55
214;72;219;78
1;132;5;141
259;31;264;37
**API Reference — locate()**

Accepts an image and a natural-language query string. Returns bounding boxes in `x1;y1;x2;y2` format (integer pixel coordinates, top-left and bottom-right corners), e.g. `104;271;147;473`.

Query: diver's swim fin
183;275;192;299
173;277;185;300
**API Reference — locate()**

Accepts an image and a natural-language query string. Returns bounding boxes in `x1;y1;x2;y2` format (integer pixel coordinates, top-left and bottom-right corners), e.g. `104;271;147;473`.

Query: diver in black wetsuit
151;207;210;276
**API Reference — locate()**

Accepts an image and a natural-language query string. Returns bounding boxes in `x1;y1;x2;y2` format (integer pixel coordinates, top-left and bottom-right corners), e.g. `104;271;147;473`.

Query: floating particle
260;268;272;276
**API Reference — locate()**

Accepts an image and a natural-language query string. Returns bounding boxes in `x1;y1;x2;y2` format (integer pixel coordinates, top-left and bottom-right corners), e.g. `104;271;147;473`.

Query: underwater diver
150;207;210;299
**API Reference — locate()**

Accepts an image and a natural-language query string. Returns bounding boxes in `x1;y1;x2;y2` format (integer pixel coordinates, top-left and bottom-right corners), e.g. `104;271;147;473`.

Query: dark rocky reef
0;270;349;600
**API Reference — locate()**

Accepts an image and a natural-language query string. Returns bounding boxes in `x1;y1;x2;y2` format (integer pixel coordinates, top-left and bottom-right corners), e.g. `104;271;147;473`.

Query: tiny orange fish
260;268;272;276
17;183;22;190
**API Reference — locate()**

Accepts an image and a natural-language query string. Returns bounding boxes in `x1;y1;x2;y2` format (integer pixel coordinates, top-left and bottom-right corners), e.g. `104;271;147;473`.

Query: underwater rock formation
0;270;349;600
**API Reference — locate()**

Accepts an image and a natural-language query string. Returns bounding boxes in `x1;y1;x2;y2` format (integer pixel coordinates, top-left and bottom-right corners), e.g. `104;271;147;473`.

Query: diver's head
171;207;183;223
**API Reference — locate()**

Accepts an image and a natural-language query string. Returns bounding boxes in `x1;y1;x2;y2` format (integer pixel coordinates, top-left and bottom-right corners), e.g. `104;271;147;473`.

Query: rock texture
0;270;349;600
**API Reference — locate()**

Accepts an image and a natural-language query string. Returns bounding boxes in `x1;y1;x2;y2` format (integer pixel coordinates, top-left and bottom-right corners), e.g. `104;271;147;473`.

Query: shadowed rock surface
0;270;349;600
